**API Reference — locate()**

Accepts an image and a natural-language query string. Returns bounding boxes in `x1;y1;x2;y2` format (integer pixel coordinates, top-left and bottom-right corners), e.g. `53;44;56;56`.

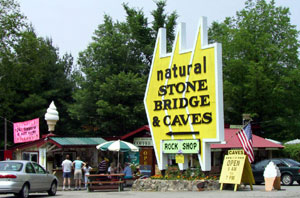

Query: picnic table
86;173;125;192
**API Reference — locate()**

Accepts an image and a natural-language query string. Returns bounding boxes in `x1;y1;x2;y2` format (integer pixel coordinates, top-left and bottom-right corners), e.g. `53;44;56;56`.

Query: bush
281;144;300;162
151;166;218;180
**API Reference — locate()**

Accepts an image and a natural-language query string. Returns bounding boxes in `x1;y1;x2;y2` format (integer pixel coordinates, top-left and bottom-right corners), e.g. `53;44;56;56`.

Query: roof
121;125;150;140
49;137;106;147
10;133;57;151
103;125;150;141
211;128;284;149
265;138;282;145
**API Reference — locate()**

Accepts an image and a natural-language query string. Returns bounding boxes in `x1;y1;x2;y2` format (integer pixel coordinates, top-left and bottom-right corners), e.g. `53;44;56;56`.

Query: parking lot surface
0;185;299;198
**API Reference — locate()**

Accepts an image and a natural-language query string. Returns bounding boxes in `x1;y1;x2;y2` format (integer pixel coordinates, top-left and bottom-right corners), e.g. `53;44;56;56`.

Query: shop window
22;152;38;163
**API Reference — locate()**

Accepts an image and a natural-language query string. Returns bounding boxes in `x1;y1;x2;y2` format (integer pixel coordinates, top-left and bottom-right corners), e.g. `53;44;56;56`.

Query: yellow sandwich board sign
144;17;224;171
219;150;255;191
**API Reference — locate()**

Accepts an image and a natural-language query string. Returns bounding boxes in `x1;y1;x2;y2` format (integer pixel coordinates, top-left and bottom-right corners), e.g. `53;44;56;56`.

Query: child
108;162;116;174
83;162;92;189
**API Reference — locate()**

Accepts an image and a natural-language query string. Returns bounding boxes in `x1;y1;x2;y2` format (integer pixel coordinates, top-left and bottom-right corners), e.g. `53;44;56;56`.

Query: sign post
144;17;224;171
219;150;255;191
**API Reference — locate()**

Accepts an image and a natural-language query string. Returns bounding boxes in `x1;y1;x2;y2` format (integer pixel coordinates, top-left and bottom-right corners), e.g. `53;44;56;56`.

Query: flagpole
236;119;252;135
118;139;120;173
243;119;252;127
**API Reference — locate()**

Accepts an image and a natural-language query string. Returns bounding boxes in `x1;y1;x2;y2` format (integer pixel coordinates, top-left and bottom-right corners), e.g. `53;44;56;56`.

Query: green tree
96;72;147;136
0;0;27;54
69;1;178;136
208;0;300;140
0;0;27;118
281;144;300;162
1;0;78;145
2;28;77;136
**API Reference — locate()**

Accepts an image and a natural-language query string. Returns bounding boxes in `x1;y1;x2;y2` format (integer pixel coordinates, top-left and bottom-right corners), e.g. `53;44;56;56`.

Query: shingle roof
211;128;284;149
49;137;106;146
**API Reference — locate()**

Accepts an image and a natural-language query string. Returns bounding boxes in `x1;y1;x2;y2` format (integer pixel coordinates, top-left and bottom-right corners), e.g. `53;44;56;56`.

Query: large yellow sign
219;150;255;191
144;17;224;171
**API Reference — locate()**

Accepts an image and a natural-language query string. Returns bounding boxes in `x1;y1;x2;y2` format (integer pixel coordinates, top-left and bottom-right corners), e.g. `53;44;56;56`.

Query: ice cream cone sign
45;101;59;132
263;161;281;191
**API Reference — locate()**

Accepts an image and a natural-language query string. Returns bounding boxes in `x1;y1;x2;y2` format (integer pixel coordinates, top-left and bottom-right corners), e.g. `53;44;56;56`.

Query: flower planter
131;178;220;192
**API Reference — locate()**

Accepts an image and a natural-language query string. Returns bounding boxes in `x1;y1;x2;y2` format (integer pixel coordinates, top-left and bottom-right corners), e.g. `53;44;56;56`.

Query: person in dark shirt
97;157;107;174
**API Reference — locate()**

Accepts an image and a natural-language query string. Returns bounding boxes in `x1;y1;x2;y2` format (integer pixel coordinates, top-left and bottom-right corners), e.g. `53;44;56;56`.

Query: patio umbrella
284;139;300;145
96;140;139;172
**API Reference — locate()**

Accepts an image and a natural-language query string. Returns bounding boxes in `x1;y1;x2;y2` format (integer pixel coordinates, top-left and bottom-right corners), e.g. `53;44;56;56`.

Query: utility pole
4;117;7;151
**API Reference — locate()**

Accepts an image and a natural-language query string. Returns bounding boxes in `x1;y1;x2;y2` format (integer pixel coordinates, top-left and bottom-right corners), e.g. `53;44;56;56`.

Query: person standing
83;162;92;189
62;154;73;191
73;156;86;190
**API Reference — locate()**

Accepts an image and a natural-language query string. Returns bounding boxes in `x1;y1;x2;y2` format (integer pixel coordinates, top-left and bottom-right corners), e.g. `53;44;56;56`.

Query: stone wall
131;178;220;192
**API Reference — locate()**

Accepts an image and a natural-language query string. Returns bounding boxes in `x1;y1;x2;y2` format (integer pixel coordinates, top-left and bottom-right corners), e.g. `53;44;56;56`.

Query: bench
86;173;125;192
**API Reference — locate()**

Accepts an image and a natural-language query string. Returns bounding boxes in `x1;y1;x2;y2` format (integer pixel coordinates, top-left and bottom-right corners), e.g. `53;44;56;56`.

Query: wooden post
4;117;7;151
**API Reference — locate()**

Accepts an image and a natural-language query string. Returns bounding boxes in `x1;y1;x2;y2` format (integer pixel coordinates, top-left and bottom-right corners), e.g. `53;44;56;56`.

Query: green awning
49;137;106;146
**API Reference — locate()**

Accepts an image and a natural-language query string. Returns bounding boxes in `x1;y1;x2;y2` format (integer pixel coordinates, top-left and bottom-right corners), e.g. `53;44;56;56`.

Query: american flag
236;123;254;163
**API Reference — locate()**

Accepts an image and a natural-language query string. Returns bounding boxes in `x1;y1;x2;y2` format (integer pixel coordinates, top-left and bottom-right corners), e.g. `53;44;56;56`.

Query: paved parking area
0;185;299;198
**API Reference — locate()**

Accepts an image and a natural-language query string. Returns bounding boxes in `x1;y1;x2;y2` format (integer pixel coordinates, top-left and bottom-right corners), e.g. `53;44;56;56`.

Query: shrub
150;166;219;180
281;144;300;162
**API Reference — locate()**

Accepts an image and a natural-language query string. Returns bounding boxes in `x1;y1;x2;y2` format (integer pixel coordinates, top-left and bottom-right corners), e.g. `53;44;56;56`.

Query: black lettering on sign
157;62;207;81
182;142;198;150
164;143;178;150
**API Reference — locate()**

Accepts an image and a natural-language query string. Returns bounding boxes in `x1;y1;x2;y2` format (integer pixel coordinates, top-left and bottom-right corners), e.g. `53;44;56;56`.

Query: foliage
208;0;300;140
280;144;300;162
0;0;28;54
151;166;218;180
0;0;78;145
69;1;178;136
129;162;139;174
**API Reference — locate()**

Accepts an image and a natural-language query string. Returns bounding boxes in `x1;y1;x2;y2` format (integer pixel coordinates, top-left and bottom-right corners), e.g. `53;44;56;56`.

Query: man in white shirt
62;154;73;190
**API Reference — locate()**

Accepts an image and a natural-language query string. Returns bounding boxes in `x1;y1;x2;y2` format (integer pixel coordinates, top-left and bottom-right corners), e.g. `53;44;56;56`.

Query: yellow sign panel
219;152;255;191
175;154;184;164
228;149;244;155
144;17;224;171
219;155;246;184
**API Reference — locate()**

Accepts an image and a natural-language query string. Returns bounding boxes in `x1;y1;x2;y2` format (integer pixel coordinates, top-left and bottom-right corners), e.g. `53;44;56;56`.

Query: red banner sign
14;118;40;143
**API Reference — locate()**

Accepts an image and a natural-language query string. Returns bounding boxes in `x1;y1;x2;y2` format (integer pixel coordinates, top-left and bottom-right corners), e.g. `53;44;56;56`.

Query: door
25;162;39;191
32;162;51;191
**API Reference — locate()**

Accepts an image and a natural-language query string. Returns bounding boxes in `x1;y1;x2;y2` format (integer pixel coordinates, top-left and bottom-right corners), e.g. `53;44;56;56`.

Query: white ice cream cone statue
45;101;59;132
263;161;281;191
264;177;275;191
46;120;57;131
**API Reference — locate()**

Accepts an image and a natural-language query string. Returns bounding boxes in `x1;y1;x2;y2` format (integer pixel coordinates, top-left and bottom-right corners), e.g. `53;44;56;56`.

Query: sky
18;0;300;61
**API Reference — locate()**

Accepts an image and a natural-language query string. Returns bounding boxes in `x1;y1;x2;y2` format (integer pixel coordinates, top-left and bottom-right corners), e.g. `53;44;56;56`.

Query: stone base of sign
131;178;219;192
